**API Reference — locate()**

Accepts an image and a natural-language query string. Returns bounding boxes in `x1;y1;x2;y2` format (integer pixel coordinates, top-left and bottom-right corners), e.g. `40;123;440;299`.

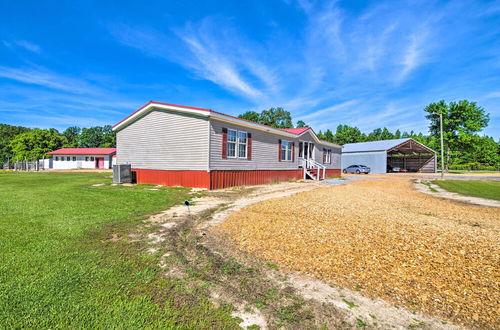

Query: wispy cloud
101;0;499;137
2;40;41;53
0;66;101;94
297;100;358;121
179;32;265;100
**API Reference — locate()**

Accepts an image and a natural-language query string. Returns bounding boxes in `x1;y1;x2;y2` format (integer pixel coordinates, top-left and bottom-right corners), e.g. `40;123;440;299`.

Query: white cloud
179;34;264;100
2;40;41;53
397;33;426;82
297;99;358;121
0;66;101;95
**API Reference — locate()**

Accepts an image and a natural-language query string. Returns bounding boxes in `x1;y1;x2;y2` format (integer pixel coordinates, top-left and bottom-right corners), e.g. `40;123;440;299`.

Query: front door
299;141;314;167
96;157;105;169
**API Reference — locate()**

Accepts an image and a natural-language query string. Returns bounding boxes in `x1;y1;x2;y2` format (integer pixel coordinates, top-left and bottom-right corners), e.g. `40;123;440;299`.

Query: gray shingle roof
342;138;411;153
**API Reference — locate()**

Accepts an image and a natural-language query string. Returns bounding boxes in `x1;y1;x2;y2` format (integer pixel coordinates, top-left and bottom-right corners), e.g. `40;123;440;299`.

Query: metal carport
341;138;436;174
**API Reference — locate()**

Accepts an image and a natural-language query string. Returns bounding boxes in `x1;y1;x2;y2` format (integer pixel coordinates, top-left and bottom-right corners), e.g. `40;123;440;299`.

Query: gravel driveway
217;178;499;328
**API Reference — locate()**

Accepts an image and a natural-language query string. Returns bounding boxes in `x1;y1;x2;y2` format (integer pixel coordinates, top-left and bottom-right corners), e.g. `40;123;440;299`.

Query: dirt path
140;181;464;329
414;179;500;207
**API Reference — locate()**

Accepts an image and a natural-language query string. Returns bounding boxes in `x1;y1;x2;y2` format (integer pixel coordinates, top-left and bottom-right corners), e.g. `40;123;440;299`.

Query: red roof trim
47;148;116;155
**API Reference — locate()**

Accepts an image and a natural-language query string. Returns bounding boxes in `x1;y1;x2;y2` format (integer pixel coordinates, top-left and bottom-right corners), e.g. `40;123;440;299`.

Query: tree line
239;101;499;170
1;99;498;170
0;124;115;166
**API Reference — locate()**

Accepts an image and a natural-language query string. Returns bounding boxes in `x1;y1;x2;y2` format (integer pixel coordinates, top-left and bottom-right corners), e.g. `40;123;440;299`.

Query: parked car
387;165;407;173
343;165;371;174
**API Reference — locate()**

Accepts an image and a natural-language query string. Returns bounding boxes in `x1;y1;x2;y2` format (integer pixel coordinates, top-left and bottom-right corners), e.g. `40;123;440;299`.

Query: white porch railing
301;158;326;180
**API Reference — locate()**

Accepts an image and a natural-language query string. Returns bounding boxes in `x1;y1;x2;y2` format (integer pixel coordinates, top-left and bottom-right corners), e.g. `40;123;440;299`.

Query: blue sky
1;0;499;138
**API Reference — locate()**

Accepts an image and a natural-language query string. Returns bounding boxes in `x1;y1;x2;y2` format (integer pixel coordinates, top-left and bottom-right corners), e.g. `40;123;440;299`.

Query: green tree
424;100;489;170
323;129;335;142
333;125;365;145
79;125;116;148
394;129;401;139
259;107;293;128
62;126;81;147
365;128;382;141
9;128;66;161
0;123;31;167
238;111;261;124
458;135;499;166
380;128;395;140
296;120;307;128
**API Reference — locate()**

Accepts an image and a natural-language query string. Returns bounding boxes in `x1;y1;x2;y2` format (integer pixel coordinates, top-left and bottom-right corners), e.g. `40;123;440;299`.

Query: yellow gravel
217;179;500;328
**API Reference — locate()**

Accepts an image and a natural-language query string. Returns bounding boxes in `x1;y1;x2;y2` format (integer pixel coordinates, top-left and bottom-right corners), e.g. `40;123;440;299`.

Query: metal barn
341;138;436;174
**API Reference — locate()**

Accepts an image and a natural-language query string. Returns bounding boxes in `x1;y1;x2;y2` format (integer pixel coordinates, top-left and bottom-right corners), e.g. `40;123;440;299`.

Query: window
226;129;248;159
281;140;293;161
72;157;76;161
55;156;59;161
85;157;89;161
90;157;95;161
66;157;70;161
227;129;237;158
324;149;332;164
238;131;247;158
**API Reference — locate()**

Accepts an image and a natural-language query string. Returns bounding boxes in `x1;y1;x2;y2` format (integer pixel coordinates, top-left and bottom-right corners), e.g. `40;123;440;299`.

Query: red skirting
210;170;303;190
133;169;210;188
132;168;341;190
325;169;341;177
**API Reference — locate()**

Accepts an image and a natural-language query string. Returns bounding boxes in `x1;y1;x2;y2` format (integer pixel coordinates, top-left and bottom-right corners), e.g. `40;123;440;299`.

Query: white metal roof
342;138;412;153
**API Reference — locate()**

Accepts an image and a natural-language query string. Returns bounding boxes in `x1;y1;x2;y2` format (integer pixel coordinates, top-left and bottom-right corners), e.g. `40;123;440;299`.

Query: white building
46;148;116;170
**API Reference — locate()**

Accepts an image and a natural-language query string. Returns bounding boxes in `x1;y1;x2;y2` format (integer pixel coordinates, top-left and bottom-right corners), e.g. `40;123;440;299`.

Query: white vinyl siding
209;119;341;170
116;109;209;171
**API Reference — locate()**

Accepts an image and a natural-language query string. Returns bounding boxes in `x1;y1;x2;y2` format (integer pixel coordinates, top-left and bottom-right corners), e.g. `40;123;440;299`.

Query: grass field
0;172;238;328
433;180;500;200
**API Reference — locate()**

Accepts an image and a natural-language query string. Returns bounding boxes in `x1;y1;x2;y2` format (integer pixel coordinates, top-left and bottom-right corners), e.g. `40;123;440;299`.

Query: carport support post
440;113;444;179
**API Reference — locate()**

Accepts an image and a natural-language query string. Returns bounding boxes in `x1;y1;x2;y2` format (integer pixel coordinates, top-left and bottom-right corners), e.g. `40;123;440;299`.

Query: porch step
305;169;318;180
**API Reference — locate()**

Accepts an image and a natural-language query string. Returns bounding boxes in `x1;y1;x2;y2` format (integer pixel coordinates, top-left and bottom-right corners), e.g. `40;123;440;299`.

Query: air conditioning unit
113;164;133;183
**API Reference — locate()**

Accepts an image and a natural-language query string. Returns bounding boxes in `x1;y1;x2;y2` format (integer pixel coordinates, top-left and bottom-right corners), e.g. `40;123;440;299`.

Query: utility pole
440;113;444;179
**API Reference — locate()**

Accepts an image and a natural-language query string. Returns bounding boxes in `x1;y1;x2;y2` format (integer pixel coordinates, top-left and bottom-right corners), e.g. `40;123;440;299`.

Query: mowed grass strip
433;180;500;200
0;172;238;328
217;179;500;328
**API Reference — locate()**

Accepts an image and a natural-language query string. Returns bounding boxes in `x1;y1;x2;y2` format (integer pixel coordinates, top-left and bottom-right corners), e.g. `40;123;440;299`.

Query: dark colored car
343;165;371;174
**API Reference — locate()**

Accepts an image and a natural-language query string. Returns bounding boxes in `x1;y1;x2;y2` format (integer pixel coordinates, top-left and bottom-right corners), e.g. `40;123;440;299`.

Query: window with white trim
226;129;248;159
324;148;332;163
227;129;237;158
281;140;293;161
238;131;247;158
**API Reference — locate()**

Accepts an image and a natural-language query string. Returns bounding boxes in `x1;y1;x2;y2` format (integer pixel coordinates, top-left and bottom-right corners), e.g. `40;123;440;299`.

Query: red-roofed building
113;101;342;189
46;148;116;169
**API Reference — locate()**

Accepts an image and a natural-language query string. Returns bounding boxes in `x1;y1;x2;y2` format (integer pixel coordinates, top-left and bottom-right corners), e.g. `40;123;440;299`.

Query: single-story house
113;101;342;189
341;138;436;174
46;148;116;169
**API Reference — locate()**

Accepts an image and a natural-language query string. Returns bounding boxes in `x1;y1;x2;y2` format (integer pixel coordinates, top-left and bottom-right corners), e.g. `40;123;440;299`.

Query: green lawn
433;180;500;200
0;172;238;328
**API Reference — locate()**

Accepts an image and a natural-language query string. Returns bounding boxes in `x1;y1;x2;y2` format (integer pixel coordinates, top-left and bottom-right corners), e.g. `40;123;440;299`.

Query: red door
96;157;105;169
